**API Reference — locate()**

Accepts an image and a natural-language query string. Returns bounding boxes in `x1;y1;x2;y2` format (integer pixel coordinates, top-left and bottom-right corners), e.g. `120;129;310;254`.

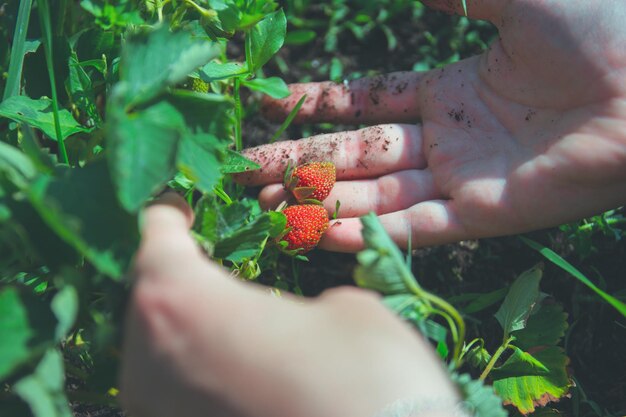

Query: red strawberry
284;161;336;203
278;205;329;253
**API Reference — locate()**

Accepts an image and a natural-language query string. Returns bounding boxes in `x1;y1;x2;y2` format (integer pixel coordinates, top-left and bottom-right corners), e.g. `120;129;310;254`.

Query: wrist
373;397;471;417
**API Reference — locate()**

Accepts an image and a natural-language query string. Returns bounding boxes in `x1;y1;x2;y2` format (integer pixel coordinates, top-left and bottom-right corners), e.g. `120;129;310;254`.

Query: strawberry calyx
283;161;336;204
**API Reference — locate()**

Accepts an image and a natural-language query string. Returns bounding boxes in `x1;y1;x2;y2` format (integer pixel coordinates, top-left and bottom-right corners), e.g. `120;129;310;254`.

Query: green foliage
246;9;287;72
0;96;91;141
0;286;77;381
493;346;572;414
14;349;73;417
521;236;626;317
354;212;417;294
118;25;221;107
0;0;291;412
355;213;465;363
451;372;507;417
479;269;573;414
494;265;544;336
241;77;290;98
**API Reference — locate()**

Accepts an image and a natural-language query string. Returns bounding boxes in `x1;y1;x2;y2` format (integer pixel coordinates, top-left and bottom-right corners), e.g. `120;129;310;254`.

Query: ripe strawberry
284;161;336;203
278;204;329;253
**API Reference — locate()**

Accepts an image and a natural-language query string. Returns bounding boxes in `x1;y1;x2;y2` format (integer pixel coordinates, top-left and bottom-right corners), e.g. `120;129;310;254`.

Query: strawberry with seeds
284;161;336;203
277;204;329;253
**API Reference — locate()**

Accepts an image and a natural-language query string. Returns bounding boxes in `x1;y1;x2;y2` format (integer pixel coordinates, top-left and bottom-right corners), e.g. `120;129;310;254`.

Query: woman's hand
236;0;626;252
120;194;459;417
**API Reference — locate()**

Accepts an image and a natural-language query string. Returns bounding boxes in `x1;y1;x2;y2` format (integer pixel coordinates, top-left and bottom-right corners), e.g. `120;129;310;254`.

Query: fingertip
259;184;289;210
318;219;365;253
143;192;194;234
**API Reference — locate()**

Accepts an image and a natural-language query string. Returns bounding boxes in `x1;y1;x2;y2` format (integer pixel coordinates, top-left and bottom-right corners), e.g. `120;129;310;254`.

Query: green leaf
3;0;33;100
513;303;569;351
14;348;72;417
120;25;220;106
493;346;572;414
354;213;418;294
27;159;139;278
242;76;290;98
177;133;226;194
329;57;343;81
74;28;116;62
200;0;242;36
67;51;102;128
221;149;260;174
167;89;233;139
0;96;90;141
107;92;184;212
246;9;286;72
284;29;316;46
50;286;78;341
454;287;508;314
81;0;144;30
199;61;248;82
450;372;507;417
195;198;283;262
520;236;626;318
214;211;285;262
490;346;550;379
0;141;37;189
466;345;492;369
270;93;306;143
0;287;56;380
494;265;543;336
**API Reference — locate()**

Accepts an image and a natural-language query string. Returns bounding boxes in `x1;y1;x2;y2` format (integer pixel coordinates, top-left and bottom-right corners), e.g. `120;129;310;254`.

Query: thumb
134;192;201;279
421;0;505;22
142;192;194;236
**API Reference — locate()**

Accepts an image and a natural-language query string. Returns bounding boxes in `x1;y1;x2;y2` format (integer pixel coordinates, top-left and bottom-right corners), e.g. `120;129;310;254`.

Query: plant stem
56;0;68;35
37;0;69;164
182;0;216;18
578;217;626;232
421;291;466;364
431;308;459;349
3;0;33;100
459;337;484;361
233;77;243;151
253;235;269;263
479;336;514;381
270;94;307;143
213;183;233;204
157;0;164;22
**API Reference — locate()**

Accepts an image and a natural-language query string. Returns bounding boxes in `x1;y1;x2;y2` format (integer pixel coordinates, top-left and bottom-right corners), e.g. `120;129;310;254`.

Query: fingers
319;200;466;252
259;169;442;218
420;0;506;22
135;193;204;278
236;124;425;186
261;72;423;125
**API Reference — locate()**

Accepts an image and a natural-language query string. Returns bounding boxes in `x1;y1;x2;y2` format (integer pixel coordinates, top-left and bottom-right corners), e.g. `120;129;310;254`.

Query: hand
119;194;459;417
236;0;626;252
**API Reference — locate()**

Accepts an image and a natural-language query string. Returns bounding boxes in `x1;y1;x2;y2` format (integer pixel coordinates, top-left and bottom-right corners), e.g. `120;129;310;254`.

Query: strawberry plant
1;0;625;416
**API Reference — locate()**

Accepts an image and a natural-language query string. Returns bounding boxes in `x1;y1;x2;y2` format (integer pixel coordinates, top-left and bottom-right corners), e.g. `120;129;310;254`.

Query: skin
122;2;626;416
236;0;626;252
120;194;459;417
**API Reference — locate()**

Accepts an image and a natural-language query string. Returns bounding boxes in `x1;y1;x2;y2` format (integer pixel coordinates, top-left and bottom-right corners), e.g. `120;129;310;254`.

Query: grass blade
461;0;468;16
37;0;69;164
3;0;33;100
269;94;306;143
520;236;626;317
